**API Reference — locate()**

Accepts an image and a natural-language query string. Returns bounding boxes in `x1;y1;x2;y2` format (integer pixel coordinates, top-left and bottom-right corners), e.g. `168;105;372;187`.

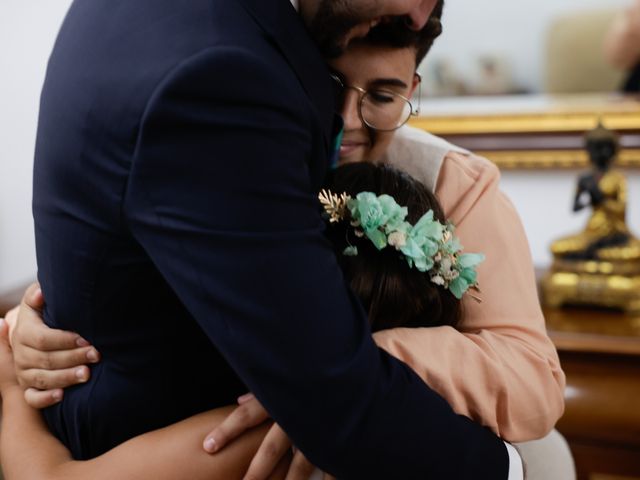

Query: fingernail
86;348;99;362
204;437;217;453
75;367;88;381
76;337;90;347
237;393;253;404
35;287;42;297
52;390;63;401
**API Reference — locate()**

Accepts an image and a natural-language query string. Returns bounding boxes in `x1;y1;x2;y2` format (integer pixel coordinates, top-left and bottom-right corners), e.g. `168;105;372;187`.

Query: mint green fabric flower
458;253;485;269
347;192;389;249
378;194;408;233
365;228;388;250
343;246;359;257
448;253;485;298
443;236;462;255
412;210;444;242
324;188;486;301
449;276;469;299
348;192;384;231
399;237;426;268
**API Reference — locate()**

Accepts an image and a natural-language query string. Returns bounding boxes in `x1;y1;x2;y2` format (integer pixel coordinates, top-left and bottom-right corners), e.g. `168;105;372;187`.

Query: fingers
203;395;270;453
322;475;336;480
4;305;19;337
14;311;89;352
238;392;255;405
244;424;291;480
17;365;91;391
14;344;100;372
22;283;44;312
12;336;99;393
0;317;9;339
284;451;317;480
15;283;89;351
10;283;99;403
24;387;64;409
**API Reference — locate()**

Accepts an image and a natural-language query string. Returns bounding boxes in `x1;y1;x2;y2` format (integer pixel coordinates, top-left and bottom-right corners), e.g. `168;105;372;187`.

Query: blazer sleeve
124;48;509;478
374;152;566;443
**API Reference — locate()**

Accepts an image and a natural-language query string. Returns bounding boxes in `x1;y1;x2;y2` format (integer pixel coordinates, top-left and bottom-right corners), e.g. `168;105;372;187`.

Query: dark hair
324;162;461;332
356;0;445;66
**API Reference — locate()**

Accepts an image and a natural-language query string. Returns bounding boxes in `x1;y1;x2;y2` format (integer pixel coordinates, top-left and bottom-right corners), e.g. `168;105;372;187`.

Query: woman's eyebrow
369;78;408;89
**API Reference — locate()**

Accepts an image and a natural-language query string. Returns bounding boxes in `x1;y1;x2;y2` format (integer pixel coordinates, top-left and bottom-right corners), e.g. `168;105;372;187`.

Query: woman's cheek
367;131;395;163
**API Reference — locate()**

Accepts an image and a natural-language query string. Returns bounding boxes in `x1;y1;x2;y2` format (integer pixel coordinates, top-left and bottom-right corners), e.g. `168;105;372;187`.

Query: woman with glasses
1;4;564;479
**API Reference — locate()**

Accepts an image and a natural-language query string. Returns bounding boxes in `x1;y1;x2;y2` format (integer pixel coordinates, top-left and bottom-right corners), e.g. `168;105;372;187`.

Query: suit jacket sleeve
374;152;566;442
124;48;509;478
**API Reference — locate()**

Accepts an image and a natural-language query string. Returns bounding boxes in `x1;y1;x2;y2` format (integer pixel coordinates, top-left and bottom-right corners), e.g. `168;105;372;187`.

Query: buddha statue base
542;259;640;314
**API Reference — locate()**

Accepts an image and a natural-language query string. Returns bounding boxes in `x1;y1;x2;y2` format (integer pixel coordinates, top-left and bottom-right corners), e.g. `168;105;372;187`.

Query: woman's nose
340;90;363;130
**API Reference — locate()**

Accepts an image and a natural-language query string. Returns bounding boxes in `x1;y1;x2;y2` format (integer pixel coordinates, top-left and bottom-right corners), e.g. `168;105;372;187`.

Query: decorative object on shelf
543;122;640;313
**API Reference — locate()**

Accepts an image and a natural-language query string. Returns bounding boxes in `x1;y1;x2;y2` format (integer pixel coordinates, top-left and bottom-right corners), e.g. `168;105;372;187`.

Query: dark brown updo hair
324;162;461;333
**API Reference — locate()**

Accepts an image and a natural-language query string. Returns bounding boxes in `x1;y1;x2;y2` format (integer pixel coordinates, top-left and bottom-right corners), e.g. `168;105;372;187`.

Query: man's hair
356;0;445;67
324;161;461;333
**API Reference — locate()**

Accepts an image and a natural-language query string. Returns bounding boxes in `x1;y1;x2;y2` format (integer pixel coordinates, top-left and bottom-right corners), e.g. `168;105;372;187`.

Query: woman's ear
408;72;422;115
409;72;422;98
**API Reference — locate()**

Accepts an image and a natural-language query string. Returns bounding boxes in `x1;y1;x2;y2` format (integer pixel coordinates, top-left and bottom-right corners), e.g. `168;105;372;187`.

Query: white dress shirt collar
290;0;299;12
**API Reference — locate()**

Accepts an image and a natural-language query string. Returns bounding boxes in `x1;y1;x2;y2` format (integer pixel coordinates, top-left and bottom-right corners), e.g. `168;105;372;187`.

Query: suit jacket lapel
234;0;335;151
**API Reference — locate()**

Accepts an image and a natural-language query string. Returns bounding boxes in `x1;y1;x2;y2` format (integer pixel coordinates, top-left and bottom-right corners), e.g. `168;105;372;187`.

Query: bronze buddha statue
544;123;640;313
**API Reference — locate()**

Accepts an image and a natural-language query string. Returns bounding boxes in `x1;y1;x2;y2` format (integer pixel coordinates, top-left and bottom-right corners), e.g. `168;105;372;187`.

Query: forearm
0;393;285;480
373;324;565;442
1;386;73;480
82;408;287;480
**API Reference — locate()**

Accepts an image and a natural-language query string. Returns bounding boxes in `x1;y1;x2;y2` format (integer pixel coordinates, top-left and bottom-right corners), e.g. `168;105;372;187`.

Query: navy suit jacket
33;0;509;477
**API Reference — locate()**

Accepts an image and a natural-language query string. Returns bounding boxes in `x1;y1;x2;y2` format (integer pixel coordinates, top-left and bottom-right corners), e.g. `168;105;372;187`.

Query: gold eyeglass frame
330;73;419;132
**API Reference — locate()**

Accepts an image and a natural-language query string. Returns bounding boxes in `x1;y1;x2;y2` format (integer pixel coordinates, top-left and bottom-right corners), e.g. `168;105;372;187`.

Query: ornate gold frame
408;98;640;169
473;149;640;170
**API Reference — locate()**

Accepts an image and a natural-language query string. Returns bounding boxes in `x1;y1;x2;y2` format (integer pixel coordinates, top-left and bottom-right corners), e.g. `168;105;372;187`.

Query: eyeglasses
331;73;418;132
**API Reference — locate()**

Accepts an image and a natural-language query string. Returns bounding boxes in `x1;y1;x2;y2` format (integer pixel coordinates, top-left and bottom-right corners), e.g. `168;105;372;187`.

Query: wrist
0;383;23;400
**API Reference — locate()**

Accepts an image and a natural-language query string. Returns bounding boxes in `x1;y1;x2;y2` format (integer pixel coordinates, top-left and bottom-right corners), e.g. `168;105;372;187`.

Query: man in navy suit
17;0;511;477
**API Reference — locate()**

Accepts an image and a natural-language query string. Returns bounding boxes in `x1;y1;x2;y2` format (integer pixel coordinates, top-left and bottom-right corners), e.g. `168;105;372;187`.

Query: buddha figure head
585;122;619;171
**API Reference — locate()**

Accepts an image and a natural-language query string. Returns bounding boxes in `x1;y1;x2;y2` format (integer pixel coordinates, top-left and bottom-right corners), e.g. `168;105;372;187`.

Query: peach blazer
378;126;566;442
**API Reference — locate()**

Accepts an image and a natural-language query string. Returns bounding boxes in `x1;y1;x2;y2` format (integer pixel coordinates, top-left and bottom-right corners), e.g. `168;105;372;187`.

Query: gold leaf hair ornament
318;189;351;223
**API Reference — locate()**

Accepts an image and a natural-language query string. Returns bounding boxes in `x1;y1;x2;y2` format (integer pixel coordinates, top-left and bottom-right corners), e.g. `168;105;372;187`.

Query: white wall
425;0;633;93
0;0;73;291
0;0;639;291
501;170;640;267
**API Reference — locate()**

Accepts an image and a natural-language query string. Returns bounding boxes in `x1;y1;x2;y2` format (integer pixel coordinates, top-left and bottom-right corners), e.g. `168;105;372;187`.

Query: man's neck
290;0;299;12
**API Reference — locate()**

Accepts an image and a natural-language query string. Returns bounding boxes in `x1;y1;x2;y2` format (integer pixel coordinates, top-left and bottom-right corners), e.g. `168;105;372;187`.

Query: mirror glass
420;0;635;99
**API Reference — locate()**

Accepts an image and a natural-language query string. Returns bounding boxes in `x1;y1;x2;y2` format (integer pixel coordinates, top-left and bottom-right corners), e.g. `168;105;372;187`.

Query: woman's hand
10;283;101;408
0;317;20;394
204;393;334;480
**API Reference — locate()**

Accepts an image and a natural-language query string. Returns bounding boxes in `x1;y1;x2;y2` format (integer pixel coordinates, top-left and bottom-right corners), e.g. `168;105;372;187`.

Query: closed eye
368;90;397;104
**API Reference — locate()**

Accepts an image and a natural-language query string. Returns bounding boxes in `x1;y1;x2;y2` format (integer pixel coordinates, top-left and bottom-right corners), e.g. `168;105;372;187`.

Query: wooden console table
544;306;640;480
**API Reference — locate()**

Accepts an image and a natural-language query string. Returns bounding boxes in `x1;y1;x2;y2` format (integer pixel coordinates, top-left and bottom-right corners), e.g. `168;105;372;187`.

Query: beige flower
388;231;407;249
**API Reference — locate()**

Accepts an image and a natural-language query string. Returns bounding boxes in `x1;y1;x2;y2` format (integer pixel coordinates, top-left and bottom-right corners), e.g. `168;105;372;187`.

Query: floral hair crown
319;189;484;300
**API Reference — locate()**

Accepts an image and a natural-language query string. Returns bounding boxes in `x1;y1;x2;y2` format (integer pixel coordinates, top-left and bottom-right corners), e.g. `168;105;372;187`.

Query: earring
413;72;422;116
